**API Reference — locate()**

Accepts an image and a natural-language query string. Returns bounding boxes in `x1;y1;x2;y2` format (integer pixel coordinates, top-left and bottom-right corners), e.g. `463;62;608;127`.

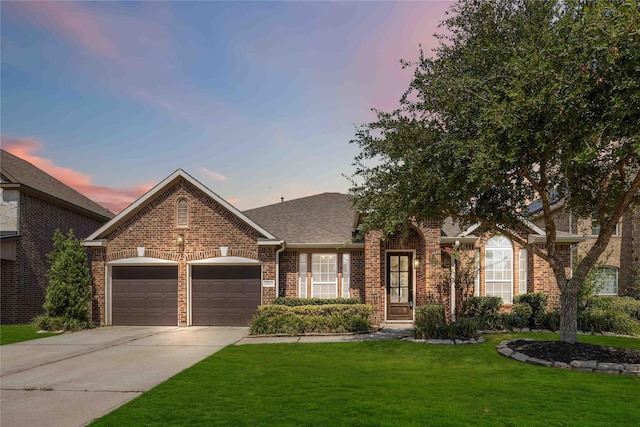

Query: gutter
275;241;286;298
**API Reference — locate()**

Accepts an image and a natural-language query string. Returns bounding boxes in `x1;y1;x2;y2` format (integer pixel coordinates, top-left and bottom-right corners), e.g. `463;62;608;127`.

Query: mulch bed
507;339;640;364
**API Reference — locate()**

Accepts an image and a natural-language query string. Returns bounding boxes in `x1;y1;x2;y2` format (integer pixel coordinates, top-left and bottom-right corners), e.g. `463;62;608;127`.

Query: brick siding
91;178;278;325
1;193;107;324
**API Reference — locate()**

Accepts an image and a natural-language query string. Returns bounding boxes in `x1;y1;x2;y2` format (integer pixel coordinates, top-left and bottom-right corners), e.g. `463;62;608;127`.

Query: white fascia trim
458;223;481;237
258;239;284;246
107;257;179;265
82;239;108;247
440;236;478;245
87;169;277;241
523;219;546;236
188;256;262;265
285;242;365;249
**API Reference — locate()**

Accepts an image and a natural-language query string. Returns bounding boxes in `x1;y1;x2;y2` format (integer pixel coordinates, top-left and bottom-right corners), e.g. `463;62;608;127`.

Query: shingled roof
0;149;113;220
243;193;356;245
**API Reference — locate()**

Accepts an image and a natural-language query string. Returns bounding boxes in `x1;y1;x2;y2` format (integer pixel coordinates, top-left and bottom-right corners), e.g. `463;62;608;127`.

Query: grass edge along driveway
91;333;640;427
0;324;60;345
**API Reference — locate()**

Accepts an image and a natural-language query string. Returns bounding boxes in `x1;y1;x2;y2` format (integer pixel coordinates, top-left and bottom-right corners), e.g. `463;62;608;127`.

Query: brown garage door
191;265;261;326
112;266;178;326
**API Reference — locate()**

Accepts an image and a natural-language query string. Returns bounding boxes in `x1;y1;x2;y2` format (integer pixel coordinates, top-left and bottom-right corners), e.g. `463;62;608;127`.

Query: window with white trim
591;216;618;236
594;266;618;296
341;253;350;298
312;254;338;298
518;249;528;295
299;254;308;298
485;236;513;304
177;198;188;227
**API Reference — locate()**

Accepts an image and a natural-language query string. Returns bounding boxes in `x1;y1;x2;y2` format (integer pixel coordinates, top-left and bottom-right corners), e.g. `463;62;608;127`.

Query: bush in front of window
249;304;373;335
464;296;502;329
577;307;640;336
272;297;362;306
582;296;640;321
513;293;548;328
506;303;533;329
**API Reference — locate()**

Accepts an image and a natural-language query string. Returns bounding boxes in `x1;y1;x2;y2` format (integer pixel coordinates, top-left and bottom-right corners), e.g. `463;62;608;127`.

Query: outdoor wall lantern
177;233;185;248
414;258;420;269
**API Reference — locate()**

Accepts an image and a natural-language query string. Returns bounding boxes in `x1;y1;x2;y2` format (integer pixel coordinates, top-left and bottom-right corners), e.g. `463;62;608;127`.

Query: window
485;236;513;304
518;249;527;295
591;216;618;236
594;266;618;296
299;254;308;298
312;254;337;298
177;198;188;227
342;253;350;298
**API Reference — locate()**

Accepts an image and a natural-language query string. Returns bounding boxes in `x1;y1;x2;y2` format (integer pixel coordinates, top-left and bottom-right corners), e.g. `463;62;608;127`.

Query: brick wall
92;178;276;325
1;192;107;324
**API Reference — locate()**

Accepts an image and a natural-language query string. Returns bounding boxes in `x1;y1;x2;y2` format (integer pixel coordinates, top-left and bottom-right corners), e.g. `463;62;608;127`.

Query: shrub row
414;304;480;340
32;315;93;332
250;304;373;335
272;297;362;306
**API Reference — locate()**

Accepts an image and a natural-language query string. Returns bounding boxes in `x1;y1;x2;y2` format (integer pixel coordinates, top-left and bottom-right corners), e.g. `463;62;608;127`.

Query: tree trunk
559;287;579;344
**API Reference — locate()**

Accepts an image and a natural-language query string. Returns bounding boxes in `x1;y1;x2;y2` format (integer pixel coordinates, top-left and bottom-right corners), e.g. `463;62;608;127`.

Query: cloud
200;167;227;182
2;137;152;214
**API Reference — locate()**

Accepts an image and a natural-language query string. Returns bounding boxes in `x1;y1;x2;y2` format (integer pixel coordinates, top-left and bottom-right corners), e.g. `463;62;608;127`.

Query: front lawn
0;324;60;345
92;333;640;426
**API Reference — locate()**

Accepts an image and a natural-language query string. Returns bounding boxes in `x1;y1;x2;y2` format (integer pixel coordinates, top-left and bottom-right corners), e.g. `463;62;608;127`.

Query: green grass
0;324;60;345
92;333;640;427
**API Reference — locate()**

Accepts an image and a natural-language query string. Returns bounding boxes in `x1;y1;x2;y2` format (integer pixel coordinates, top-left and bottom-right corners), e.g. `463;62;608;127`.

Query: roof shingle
0;149;113;219
244;193;355;244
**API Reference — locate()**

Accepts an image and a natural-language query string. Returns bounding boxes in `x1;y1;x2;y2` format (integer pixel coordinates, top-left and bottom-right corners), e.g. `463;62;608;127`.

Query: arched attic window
485;235;513;304
177;198;189;228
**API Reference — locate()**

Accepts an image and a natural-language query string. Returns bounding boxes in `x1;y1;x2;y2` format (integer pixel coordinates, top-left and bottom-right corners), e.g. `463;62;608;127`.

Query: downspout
451;240;460;322
275;241;286;298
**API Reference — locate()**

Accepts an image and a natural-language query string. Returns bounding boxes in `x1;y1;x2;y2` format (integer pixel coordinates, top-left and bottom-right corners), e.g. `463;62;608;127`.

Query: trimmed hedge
272;297;362;306
414;304;479;340
250;304;373;335
513;293;547;328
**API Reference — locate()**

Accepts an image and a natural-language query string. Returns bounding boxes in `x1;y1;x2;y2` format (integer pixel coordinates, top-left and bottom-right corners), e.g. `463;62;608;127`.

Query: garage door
191;265;261;326
112;266;178;326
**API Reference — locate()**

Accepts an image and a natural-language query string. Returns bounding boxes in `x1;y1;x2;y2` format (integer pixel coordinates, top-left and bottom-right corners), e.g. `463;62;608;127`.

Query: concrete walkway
236;325;414;345
0;326;248;427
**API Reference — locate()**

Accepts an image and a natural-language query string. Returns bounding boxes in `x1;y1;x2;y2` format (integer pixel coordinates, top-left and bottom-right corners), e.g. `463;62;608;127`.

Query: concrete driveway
0;326;247;427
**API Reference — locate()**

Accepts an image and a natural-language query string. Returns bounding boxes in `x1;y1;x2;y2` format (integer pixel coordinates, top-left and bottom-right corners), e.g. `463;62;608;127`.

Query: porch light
414;258;420;269
177;233;185;247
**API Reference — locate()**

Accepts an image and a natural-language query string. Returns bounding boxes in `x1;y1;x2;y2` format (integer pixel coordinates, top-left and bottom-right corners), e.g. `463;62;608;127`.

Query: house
0;149;113;324
84;168;590;327
530;200;637;297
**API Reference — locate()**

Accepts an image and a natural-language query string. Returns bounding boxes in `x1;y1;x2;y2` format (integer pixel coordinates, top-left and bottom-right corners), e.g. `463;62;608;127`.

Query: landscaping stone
496;338;639;376
570;360;598;370
527;357;553;367
597;362;623;371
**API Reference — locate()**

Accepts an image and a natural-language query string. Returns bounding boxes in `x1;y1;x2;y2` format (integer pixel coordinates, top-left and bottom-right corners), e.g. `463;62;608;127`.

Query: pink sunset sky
2;1;453;213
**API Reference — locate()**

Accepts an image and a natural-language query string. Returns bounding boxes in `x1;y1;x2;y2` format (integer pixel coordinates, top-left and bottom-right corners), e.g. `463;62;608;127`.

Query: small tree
42;229;92;327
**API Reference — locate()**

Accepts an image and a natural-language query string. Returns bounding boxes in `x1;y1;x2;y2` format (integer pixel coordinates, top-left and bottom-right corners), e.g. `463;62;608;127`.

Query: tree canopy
350;0;640;343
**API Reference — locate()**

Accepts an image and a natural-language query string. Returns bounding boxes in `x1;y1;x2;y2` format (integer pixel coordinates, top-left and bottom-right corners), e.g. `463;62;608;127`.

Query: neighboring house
1;149;113;324
84;168;588;327
529;200;637;297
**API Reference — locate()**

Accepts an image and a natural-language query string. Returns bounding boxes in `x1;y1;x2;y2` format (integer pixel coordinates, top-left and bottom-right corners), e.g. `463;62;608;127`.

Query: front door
386;252;413;321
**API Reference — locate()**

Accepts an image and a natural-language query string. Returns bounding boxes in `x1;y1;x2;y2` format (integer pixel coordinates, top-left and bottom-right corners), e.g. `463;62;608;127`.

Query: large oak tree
350;0;639;343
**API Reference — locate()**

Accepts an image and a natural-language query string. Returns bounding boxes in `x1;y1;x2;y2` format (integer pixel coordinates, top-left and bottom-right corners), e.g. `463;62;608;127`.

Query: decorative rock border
497;339;640;375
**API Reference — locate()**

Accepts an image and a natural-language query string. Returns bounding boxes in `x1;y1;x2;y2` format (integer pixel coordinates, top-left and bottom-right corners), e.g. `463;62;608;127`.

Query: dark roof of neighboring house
0;149;114;220
244;193;356;244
